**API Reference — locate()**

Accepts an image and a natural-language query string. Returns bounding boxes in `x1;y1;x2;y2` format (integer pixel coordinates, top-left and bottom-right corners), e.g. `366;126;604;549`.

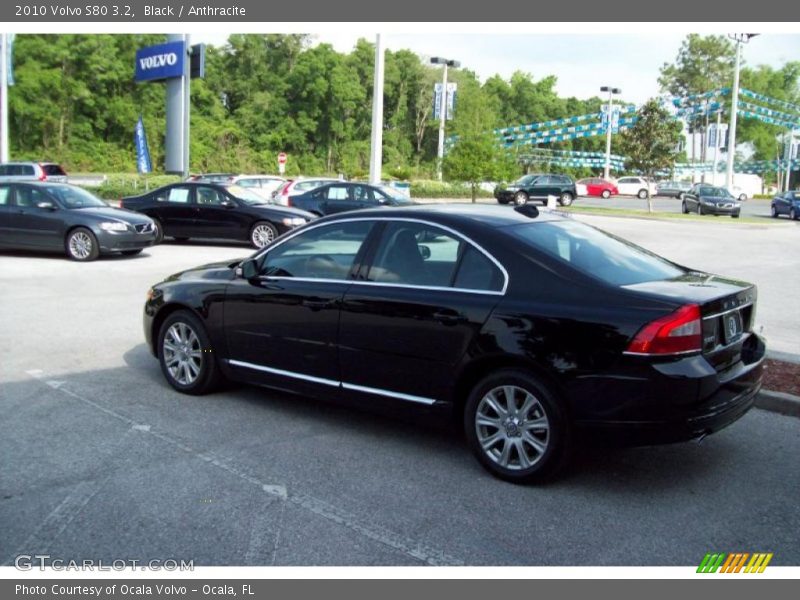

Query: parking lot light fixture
725;34;759;190
431;57;460;182
601;86;622;180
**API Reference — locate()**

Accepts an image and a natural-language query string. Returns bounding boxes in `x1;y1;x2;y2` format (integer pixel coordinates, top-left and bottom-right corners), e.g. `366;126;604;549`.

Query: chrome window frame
251;216;510;296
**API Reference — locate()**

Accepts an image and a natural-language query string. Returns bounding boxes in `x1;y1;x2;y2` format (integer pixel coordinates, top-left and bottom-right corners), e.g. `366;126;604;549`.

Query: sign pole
369;33;384;185
182;33;190;180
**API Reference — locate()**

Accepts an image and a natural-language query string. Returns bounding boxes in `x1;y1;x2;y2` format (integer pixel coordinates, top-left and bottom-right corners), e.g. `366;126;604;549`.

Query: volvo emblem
727;316;738;338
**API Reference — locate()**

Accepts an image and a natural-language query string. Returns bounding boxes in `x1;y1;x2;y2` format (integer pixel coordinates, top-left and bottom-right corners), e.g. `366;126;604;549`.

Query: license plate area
722;310;743;344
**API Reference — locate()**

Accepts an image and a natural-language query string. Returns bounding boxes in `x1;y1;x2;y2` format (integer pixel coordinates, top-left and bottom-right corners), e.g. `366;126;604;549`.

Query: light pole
725;33;759;190
369;34;385;185
431;56;459;181
600;86;621;180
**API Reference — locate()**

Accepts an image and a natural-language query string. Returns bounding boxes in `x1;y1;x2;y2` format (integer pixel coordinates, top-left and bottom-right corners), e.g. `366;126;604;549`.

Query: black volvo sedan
121;182;315;248
0;182;156;261
143;205;765;482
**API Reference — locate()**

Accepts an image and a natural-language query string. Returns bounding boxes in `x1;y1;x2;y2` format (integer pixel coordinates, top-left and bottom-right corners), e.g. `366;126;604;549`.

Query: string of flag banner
671;159;799;174
739;88;800;114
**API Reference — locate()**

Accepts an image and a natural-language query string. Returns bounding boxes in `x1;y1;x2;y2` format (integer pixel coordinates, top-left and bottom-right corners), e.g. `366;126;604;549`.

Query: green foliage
658;35;736;96
410;180;493;199
619;100;682;211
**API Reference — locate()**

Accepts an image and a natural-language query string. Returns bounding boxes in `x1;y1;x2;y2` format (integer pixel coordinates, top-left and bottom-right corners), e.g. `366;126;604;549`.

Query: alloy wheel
475;385;550;470
68;231;93;260
251;223;276;248
162;322;203;386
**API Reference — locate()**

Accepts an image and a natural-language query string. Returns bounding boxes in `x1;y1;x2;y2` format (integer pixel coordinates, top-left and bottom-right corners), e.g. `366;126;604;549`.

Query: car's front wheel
250;221;278;249
771;205;778;218
65;227;100;261
152;219;165;244
559;192;574;206
791;208;797;221
464;369;570;483
158;310;222;395
681;201;689;214
513;191;529;206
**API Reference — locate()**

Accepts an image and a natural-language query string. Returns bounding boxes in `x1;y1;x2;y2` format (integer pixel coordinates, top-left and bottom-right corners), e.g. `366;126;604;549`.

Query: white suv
615;176;656;199
0;162;68;183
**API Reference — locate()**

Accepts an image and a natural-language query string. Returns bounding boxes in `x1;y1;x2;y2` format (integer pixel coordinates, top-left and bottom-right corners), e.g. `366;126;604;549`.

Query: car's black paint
682;184;742;217
144;204;765;451
122;182;314;245
494;174;578;205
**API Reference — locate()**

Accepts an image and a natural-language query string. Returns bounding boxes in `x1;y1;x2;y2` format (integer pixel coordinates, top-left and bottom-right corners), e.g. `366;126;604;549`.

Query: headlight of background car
282;217;307;226
99;222;129;232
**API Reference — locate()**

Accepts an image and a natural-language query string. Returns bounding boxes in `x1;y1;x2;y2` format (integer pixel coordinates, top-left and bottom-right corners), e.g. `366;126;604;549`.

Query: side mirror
222;199;236;208
37;201;56;211
418;245;431;260
238;258;259;279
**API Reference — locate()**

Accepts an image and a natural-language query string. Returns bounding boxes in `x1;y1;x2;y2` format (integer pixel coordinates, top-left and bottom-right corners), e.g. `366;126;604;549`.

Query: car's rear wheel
771;205;778;218
250;221;278;249
637;189;648;199
464;369;570;483
791;208;797;221
697;203;703;215
559;192;574;206
65;227;100;262
601;189;611;199
158;310;222;395
513;191;529;206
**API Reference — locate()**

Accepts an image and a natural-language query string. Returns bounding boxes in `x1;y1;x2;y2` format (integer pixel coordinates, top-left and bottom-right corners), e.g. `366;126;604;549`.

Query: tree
619;100;682;212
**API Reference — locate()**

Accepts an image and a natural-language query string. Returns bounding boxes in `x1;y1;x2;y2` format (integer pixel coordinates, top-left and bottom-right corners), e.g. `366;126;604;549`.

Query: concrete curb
767;350;800;365
755;389;800;418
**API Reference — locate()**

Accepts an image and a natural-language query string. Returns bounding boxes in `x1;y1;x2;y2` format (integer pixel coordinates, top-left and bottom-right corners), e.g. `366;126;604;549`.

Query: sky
193;32;800;105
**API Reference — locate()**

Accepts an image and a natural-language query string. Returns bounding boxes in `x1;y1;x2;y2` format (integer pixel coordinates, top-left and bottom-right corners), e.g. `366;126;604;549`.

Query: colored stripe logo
697;552;773;573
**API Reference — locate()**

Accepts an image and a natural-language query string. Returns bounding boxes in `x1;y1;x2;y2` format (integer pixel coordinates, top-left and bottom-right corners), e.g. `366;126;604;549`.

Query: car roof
314;203;567;228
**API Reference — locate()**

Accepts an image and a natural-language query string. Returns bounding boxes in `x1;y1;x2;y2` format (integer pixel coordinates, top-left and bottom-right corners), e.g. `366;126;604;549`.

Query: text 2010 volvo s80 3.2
143;205;765;483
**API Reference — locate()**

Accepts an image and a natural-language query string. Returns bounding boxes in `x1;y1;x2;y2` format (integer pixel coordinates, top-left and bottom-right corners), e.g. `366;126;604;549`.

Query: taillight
626;304;702;355
279;182;292;196
38;164;47;181
286;198;293;207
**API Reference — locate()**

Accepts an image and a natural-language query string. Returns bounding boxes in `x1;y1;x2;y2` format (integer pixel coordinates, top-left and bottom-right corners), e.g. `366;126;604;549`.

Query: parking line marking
21;371;464;566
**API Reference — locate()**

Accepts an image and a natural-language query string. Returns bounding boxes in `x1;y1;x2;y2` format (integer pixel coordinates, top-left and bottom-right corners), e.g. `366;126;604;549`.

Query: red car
577;178;618;199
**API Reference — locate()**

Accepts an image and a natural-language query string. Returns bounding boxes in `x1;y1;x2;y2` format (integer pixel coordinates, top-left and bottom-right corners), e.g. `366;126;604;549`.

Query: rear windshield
43;164;67;176
509;220;685;286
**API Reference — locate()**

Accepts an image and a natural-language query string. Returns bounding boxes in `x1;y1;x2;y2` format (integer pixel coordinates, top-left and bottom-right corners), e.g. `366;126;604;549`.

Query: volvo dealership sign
135;41;185;82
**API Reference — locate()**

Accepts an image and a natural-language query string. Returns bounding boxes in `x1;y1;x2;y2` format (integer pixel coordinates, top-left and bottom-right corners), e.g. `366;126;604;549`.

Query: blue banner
135;116;152;174
135;41;185;83
4;34;14;86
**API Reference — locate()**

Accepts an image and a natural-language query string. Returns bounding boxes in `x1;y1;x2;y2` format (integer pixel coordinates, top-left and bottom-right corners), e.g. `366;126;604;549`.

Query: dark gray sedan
681;184;741;218
0;182;156;261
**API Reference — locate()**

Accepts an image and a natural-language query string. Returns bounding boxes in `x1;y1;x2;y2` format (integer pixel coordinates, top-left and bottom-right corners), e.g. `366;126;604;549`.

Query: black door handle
302;298;335;311
432;310;465;326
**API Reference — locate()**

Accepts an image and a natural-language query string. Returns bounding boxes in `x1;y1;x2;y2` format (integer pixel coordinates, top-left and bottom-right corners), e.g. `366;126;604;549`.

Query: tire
513;191;529;206
697;203;703;216
558;192;574;207
121;249;143;256
158;310;222;395
771;205;778;218
497;198;510;205
65;227;100;262
250;221;278;249
739;194;747;202
681;201;688;214
152;220;164;244
637;189;648;200
791;208;797;221
463;369;571;484
601;189;611;199
732;213;740;219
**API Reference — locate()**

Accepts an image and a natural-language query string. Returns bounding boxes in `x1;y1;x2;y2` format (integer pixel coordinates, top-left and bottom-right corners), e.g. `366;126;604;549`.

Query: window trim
252;217;510;296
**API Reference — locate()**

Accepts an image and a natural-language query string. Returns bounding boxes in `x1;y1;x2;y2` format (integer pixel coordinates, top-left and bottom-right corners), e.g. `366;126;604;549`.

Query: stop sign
278;152;287;165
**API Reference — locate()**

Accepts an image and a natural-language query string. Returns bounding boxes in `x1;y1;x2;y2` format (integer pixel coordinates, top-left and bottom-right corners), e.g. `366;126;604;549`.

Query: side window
236;179;258;188
196;186;226;206
352;185;373;202
14;187;47;208
326;185;350;201
261;221;373;281
24;165;36;176
453;246;504;292
161;187;192;204
368;222;461;287
0;165;9;176
0;186;11;205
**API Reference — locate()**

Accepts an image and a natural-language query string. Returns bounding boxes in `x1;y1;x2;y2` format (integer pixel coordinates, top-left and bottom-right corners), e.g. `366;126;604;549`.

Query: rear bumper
573;333;766;446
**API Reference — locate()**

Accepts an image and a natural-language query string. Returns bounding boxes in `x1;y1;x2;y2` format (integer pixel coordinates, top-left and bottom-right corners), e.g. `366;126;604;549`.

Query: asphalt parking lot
1;217;799;567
